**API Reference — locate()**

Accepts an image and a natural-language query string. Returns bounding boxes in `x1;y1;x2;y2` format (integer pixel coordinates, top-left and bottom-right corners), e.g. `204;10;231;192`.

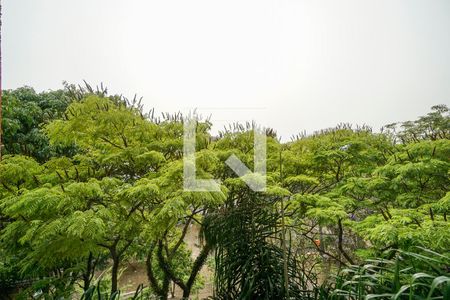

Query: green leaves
355;209;450;251
1;88;449;300
120;182;159;205
292;194;348;225
329;248;450;300
0;155;42;193
66;210;107;240
3;186;63;219
1;87;72;161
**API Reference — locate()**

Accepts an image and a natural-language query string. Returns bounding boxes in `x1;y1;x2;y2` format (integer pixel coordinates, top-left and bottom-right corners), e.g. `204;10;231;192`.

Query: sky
4;0;450;140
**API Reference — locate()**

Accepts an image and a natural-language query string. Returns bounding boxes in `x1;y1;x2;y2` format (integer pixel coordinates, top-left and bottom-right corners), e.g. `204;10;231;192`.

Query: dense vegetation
0;84;448;299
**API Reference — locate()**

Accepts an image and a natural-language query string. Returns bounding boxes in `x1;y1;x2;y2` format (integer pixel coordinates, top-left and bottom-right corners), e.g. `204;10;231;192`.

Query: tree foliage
0;85;448;299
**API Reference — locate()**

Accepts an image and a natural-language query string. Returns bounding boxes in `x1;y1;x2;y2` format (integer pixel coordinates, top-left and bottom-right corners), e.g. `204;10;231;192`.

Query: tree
45;94;222;297
353;139;450;253
282;126;392;268
1;87;72;161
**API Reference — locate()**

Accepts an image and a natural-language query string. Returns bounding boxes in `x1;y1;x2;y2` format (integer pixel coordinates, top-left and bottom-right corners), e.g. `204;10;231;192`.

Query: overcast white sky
4;0;450;139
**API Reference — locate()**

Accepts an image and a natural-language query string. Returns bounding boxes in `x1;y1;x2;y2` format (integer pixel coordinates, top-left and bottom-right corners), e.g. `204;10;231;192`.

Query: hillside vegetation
0;85;449;299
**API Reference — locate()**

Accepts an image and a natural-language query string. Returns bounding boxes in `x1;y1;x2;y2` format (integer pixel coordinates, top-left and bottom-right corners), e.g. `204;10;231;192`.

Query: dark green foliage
1;87;72;161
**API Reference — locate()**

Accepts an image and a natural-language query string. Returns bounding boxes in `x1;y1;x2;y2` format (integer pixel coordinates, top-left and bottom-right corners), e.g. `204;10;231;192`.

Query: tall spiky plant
204;185;308;300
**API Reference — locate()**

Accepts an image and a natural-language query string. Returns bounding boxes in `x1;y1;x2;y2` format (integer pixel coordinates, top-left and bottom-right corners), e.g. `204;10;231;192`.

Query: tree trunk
337;218;354;265
82;252;94;291
182;243;211;299
161;278;170;300
157;240;186;292
100;239;132;295
110;249;119;294
146;242;169;300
